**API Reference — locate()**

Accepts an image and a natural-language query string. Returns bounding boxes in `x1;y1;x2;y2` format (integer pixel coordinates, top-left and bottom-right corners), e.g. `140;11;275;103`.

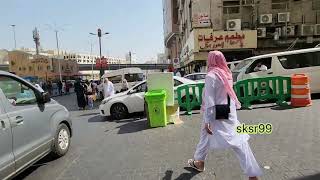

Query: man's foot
249;177;258;180
187;159;205;172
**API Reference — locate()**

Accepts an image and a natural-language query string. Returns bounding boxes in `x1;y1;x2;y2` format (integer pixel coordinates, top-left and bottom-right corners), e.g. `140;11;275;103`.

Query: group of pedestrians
74;78;115;110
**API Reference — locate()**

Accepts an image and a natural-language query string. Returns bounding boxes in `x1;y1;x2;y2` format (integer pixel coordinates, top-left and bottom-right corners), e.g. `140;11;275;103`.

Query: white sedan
184;73;206;82
99;76;197;120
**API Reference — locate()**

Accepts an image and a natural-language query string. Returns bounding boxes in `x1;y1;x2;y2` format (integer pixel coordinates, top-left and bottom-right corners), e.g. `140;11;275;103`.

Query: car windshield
233;59;253;71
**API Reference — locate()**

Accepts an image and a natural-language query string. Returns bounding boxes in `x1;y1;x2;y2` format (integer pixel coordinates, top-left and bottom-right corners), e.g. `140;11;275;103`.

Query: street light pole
90;28;109;77
11;25;17;49
90;43;94;80
55;30;62;82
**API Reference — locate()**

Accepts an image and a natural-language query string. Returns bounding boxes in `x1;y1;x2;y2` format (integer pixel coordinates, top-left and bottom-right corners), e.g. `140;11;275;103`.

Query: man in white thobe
103;78;115;98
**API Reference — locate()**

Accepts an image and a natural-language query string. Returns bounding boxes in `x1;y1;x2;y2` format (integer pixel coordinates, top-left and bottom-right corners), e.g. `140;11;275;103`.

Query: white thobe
103;81;115;98
194;74;263;177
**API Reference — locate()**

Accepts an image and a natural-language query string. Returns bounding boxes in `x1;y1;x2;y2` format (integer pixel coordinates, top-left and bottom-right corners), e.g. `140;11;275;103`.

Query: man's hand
205;123;213;135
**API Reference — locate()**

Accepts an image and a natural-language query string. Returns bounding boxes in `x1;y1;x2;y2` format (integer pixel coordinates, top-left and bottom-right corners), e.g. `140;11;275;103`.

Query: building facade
63;53;126;65
0;49;9;65
164;0;320;73
157;53;167;64
125;52;138;64
163;0;181;64
8;50;79;81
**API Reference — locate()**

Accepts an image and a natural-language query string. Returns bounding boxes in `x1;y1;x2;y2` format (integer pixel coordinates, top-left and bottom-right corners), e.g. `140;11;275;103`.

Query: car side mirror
39;92;51;104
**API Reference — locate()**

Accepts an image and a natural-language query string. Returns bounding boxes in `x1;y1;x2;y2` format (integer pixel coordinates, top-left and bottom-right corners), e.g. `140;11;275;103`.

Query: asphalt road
14;94;320;180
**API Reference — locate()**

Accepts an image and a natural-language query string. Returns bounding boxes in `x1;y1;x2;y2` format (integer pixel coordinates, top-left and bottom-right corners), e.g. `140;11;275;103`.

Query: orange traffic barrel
291;74;312;107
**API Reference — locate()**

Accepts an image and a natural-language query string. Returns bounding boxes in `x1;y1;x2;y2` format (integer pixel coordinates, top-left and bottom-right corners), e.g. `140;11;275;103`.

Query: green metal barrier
234;76;291;109
175;83;204;115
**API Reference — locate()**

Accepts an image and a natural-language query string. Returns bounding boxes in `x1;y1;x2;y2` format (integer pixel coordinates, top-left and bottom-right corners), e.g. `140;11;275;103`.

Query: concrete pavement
15;94;320;180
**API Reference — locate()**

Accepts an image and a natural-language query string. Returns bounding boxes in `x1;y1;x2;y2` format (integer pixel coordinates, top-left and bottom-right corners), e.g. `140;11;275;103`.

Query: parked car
99;76;198;120
184;73;206;82
0;71;72;180
232;47;320;94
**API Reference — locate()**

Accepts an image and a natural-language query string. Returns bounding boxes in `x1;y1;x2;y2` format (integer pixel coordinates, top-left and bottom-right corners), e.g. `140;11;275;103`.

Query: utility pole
55;30;62;82
90;42;94;80
11;25;17;49
129;51;132;64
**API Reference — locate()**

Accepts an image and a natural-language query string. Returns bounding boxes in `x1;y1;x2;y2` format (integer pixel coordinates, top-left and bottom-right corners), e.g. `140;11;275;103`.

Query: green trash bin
145;90;167;128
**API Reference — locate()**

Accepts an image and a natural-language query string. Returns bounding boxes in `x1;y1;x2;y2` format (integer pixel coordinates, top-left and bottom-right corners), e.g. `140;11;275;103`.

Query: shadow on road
161;167;200;180
13;155;58;180
88;115;109;123
80;112;100;117
116;119;149;134
293;173;320;180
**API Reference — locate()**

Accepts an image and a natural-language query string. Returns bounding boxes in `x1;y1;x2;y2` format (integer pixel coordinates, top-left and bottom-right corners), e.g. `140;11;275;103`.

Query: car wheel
111;103;128;120
51;123;71;157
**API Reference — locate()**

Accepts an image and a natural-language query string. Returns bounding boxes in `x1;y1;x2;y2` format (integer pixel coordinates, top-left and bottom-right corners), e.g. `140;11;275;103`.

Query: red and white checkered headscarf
202;51;241;110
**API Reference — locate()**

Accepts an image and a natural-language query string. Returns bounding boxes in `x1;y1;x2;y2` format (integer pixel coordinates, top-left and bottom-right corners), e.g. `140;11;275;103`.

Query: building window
47;66;50;70
18;67;21;71
313;0;320;10
223;1;240;14
22;67;26;71
62;66;64;71
29;66;32;71
272;0;289;9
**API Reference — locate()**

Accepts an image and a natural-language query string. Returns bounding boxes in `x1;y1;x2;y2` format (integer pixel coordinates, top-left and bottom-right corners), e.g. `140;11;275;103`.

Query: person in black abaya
74;79;86;110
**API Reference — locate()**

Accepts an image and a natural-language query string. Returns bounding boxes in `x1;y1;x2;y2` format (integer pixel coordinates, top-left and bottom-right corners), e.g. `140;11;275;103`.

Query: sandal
188;159;205;172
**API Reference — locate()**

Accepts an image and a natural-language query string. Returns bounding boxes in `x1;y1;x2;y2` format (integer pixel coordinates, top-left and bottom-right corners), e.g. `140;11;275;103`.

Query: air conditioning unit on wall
226;19;241;31
299;25;314;36
314;24;320;35
257;28;266;37
260;14;273;24
278;12;290;23
282;26;295;37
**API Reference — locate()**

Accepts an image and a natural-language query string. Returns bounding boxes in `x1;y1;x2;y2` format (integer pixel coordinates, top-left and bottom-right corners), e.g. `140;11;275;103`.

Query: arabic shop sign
195;30;257;51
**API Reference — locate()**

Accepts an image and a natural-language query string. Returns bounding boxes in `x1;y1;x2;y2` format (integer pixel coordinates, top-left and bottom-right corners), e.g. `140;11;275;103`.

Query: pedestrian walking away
103;78;115;98
74;79;87;110
58;81;63;96
187;51;263;180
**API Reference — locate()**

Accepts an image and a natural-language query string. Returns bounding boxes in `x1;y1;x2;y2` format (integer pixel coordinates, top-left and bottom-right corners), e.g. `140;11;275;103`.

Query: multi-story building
0;49;9;65
125;52;138;64
157;53;167;64
63;53;126;65
165;0;320;73
163;0;181;64
19;48;126;65
8;50;79;81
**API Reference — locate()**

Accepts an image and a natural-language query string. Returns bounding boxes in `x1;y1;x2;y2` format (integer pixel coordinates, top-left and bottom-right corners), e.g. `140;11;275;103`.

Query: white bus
232;48;320;93
102;68;144;93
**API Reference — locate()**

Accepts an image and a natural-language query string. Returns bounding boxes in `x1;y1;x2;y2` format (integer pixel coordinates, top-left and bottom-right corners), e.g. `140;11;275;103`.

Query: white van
232;48;320;93
102;68;144;93
227;60;242;71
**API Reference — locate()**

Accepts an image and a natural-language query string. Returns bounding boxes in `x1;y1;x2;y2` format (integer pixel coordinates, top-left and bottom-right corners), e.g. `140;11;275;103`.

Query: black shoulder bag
215;96;230;120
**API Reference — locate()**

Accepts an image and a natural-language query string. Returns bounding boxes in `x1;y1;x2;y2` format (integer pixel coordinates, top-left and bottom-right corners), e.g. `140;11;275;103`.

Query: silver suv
0;71;72;180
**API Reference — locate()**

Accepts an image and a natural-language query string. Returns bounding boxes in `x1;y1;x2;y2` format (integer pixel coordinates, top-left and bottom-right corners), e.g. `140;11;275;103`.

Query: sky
0;0;164;63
